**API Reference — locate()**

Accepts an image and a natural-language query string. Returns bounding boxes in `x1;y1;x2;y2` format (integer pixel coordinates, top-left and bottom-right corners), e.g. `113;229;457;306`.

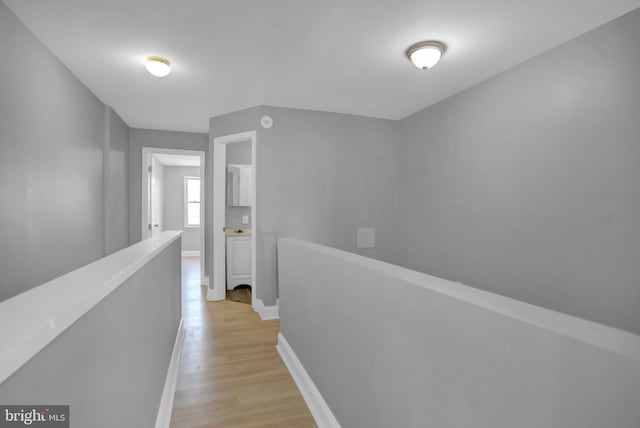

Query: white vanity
225;229;252;290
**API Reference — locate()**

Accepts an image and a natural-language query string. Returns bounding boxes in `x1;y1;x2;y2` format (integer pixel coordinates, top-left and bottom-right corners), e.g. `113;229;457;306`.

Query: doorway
141;148;207;287
211;131;257;308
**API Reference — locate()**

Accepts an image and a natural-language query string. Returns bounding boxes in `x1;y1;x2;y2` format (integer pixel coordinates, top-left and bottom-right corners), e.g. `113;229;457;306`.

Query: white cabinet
226;236;252;290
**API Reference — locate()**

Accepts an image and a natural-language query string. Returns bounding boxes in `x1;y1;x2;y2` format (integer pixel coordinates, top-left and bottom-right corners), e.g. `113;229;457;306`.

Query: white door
150;156;163;237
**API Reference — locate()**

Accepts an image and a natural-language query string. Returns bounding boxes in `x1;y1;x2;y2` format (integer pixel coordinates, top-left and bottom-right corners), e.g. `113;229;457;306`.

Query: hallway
170;258;316;427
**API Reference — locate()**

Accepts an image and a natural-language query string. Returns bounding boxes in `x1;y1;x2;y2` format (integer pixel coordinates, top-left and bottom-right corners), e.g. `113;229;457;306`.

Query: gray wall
128;128;209;274
104;106;129;255
210;107;400;305
226;206;251;229
163;166;201;251
0;3;128;300
226;139;251;164
226;140;251;228
396;8;640;334
0;238;181;428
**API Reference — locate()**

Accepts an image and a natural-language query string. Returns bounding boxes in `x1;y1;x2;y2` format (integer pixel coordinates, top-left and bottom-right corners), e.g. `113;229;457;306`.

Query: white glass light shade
407;41;446;69
145;56;171;77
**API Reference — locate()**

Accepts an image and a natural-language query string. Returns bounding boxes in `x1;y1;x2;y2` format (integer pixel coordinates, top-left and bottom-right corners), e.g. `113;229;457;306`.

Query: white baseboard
252;297;279;320
181;250;200;257
206;287;217;301
154;319;186;428
276;333;341;428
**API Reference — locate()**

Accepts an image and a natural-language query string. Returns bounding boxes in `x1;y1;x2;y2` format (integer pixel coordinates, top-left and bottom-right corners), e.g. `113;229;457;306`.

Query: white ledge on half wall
279;238;640;361
0;230;182;385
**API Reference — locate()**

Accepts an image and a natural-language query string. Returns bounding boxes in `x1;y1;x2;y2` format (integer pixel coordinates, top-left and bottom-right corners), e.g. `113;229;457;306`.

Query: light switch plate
357;227;375;249
242;215;249;225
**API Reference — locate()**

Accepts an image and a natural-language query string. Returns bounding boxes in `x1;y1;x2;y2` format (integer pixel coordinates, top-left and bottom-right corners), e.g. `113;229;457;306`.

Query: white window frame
184;176;201;228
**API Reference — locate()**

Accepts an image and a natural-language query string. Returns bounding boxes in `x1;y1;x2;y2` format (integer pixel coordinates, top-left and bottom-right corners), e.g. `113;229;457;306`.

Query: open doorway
211;131;257;309
141;148;207;287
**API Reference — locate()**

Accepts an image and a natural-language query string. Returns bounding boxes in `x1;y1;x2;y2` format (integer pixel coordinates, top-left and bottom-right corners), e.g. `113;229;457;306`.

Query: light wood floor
226;287;252;305
170;258;316;428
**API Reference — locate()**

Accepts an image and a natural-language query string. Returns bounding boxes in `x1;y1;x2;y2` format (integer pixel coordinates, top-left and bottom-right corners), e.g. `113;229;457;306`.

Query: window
184;177;200;227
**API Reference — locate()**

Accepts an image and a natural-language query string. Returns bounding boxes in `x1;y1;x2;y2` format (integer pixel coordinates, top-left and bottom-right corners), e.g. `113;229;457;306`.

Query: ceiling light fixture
145;56;171;77
406;41;446;70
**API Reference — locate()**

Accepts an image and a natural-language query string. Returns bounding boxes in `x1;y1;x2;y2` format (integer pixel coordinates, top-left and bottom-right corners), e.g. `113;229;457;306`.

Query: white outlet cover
357;227;375;249
260;115;273;129
242;215;249;224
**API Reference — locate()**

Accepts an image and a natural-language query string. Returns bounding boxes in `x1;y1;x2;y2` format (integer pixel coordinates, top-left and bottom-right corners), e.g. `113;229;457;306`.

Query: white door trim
141;147;207;286
210;131;257;304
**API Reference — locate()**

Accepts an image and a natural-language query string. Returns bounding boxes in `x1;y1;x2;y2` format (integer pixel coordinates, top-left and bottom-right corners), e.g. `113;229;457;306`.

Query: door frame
210;131;257;305
146;154;164;238
141;147;207;286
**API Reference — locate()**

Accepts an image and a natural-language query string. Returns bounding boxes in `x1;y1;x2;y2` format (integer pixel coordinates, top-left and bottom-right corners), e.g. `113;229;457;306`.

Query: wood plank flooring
170;258;316;428
226;287;252;305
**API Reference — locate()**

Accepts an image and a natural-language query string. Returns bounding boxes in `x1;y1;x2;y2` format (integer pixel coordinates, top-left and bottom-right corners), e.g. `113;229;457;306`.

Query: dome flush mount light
145;55;171;77
406;41;446;70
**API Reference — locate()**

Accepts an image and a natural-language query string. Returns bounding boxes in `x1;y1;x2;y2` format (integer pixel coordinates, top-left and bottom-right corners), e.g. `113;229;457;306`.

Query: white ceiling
153;153;200;167
5;0;640;133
